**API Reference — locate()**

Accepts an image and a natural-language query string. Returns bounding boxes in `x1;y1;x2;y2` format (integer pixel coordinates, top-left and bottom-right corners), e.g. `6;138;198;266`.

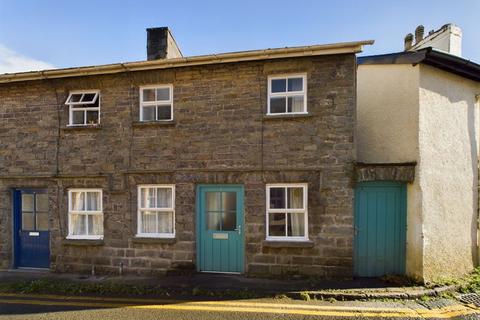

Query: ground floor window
137;185;175;238
67;189;103;240
266;184;308;241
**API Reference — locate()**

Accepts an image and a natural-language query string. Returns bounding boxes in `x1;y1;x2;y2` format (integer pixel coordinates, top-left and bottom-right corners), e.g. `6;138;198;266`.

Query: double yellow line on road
0;292;477;318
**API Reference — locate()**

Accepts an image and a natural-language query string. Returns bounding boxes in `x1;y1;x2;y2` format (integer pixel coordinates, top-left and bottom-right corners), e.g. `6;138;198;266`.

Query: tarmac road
0;292;478;320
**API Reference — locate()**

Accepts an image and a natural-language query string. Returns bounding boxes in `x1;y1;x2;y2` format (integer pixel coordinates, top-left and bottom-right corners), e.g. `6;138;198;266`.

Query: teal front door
197;185;244;273
354;181;407;277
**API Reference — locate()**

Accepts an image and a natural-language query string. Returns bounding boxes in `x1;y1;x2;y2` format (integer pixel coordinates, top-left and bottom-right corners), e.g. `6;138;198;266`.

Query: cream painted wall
418;64;480;281
357;64;419;163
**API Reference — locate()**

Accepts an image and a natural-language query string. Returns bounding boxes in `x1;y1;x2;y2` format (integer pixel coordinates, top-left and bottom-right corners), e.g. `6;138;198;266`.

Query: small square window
266;184;308;241
140;86;173;121
268;75;306;115
137;185;175;238
67;189;103;240
65;91;100;126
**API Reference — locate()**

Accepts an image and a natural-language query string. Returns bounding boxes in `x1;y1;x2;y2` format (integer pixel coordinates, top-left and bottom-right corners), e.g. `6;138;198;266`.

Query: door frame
12;188;50;269
196;184;245;273
353;181;407;277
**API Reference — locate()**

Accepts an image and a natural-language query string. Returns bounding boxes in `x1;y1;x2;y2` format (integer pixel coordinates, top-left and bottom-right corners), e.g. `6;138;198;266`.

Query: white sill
266;112;309;116
265;237;310;242
135;234;175;239
66;236;104;240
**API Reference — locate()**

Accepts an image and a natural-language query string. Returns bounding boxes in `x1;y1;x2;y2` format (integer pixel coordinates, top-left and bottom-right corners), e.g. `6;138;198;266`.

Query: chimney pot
404;33;414;51
415;25;425;44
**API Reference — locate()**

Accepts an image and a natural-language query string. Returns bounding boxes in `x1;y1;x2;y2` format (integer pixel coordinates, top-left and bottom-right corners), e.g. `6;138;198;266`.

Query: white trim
267;74;307;115
136;184;176;238
265;183;309;241
139;85;174;122
67;189;104;239
66;90;101;126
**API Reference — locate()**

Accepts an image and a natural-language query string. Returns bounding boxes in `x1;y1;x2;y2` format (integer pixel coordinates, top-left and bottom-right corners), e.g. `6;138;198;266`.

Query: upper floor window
266;184;308;241
137;185;175;238
65;91;100;126
67;189;103;240
267;75;307;115
140;85;173;121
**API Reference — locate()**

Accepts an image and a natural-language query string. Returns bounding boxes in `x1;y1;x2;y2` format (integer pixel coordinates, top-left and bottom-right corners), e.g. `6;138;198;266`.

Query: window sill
263;113;312;121
262;240;314;248
61;125;102;131
132;237;176;244
132;120;176;128
63;239;104;246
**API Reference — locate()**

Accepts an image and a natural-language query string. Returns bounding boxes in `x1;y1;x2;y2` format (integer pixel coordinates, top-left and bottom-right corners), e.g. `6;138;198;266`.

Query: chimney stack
146;27;183;61
404;33;414;51
415;25;425;44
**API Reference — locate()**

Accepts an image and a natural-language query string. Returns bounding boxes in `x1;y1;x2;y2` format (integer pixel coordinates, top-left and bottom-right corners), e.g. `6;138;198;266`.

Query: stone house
356;24;480;282
0;27;373;278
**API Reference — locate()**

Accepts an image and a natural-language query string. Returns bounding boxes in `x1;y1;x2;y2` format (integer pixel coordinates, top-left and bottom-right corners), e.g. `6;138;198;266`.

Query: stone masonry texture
0;55;356;278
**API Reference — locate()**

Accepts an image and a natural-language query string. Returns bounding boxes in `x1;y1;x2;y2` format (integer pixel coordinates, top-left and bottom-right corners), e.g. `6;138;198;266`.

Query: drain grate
459;293;480;307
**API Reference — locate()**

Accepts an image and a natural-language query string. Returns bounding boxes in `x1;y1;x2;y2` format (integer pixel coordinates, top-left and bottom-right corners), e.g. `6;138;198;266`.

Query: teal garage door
354;181;407;277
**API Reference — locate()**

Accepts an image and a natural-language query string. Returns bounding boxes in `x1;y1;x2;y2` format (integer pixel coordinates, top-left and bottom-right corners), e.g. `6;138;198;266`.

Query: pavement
0;270;478;319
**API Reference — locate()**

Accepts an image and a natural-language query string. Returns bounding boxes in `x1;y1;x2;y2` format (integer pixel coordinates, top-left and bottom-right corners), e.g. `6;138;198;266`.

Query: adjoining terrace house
0;27;373;278
357;24;480;282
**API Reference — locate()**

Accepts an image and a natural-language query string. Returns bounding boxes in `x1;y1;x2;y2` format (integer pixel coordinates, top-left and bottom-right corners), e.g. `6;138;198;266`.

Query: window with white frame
140;85;173;121
267;75;307;115
266;184;308;241
67;189;103;239
65;91;100;126
137;185;175;238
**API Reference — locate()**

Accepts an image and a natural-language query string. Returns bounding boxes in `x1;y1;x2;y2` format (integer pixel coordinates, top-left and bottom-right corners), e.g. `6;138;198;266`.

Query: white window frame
66;90;101;126
136;184;175;238
267;74;307;115
266;183;308;241
139;85;174;122
67;188;103;240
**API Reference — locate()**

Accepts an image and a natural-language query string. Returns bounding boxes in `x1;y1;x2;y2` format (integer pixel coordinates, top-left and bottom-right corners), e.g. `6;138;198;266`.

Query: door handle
234;225;242;235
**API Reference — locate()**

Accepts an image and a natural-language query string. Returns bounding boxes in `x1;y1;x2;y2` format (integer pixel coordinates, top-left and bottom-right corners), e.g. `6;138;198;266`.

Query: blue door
197;185;244;273
13;189;50;269
354;182;407;277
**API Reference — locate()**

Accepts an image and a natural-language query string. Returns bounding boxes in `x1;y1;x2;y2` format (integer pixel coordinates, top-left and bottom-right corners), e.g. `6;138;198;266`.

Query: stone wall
0;55;356;277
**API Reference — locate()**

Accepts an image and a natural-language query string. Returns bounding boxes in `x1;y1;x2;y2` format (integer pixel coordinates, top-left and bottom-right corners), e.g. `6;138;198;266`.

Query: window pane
157;105;172;120
36;193;48;211
158;212;174;233
143;89;155;102
287;187;304;209
86;110;99;125
22;212;34;230
268;212;286;237
69;93;82;103
269;187;285;209
206;192;221;211
222;211;236;231
86;192;100;211
88;214;103;235
36;212;48;231
287;96;304;113
287;212;305;237
156;188;172;208
142;105;155;121
71;192;85;211
141;211;157;233
288;77;303;92
22;194;34;211
71;214;86;235
140;188;156;209
270;97;286;114
72;110;85;125
271;79;286;93
207;211;221;230
82;93;96;102
222;192;236;211
156;88;170;101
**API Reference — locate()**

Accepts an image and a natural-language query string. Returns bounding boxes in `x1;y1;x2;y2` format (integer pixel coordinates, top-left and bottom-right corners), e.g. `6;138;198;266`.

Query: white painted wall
357;64;419;163
418;64;479;281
